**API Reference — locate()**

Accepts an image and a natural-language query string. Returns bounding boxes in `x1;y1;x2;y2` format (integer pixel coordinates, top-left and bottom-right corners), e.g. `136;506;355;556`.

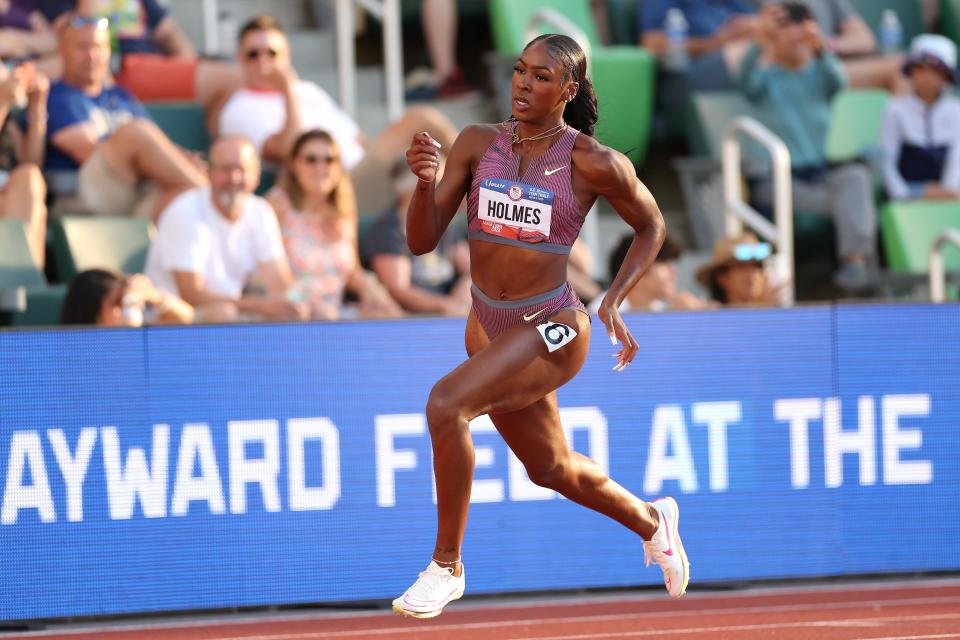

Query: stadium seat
848;0;925;47
825;89;890;163
606;0;640;46
943;0;960;47
489;0;656;165
0;220;66;327
50;216;152;283
881;200;960;273
145;101;210;153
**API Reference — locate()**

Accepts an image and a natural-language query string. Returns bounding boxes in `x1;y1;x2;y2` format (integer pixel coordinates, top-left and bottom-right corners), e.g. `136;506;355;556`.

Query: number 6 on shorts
536;321;578;353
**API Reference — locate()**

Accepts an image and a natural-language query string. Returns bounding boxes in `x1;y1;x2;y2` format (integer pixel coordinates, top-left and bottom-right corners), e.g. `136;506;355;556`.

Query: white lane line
198;609;960;640
15;594;960;639
854;635;960;640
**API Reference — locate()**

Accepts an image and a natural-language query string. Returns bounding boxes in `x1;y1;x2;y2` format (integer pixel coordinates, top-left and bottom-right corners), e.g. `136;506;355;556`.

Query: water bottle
663;8;690;72
879;9;903;55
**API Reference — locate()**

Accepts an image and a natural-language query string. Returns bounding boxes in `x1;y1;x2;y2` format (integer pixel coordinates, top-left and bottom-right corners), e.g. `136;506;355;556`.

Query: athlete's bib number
536;321;578;352
478;178;554;243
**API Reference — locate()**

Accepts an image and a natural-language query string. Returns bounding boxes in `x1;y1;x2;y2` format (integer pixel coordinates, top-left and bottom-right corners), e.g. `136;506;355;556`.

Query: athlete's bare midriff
468;239;568;300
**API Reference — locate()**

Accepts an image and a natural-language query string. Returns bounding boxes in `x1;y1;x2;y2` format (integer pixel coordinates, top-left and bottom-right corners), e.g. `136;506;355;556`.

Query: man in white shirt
146;136;308;322
213;15;458;214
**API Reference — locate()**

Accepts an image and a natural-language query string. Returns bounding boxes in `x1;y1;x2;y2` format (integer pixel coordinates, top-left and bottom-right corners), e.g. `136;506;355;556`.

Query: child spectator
881;34;960;201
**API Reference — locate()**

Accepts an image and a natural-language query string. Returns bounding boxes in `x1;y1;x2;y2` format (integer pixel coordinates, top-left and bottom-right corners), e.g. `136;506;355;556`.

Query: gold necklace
505;120;566;145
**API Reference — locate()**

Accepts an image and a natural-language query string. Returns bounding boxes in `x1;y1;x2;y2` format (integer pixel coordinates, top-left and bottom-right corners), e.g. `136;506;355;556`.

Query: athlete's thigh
488;393;572;474
438;308;590;419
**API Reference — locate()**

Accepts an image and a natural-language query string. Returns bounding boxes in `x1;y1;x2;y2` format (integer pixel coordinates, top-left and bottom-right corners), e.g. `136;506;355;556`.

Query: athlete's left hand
597;301;638;372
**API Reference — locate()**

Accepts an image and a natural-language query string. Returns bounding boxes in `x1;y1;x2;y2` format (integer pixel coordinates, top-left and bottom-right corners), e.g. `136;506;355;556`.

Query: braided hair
524;34;599;136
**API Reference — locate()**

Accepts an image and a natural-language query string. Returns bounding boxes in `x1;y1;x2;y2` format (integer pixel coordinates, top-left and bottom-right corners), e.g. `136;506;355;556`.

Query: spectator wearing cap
696;233;784;306
881;34;960;201
588;232;710;313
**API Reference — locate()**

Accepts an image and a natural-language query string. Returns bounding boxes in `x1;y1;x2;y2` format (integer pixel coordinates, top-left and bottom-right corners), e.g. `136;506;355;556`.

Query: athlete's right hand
406;131;442;183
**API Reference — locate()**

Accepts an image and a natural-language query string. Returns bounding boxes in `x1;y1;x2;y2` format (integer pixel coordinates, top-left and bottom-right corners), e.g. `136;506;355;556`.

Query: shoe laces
409;563;457;600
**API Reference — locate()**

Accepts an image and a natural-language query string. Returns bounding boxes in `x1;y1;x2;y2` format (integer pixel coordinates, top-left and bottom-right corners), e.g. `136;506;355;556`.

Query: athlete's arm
405;125;484;255
578;144;665;369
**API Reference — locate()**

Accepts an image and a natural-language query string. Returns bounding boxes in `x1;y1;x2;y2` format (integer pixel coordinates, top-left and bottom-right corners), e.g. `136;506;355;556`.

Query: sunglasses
733;242;772;262
245;47;277;60
301;153;338;165
69;14;109;30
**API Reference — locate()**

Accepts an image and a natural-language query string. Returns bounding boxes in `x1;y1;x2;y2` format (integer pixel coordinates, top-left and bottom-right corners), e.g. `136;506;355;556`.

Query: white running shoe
644;497;690;597
392;561;466;619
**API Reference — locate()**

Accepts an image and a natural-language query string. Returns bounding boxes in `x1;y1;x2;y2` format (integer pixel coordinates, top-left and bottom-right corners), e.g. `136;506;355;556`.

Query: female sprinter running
392;34;689;619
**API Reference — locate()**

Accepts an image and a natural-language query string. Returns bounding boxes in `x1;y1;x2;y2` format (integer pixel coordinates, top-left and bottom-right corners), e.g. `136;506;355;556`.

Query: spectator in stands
214;15;458;215
267;129;403;319
0;0;57;66
0;61;47;267
758;0;905;92
696;232;784;306
145;136;308;323
68;0;241;126
588;232;710;313
881;34;960;201
361;175;472;316
405;0;473;100
640;0;759;90
60;268;193;325
45;13;207;218
739;1;876;292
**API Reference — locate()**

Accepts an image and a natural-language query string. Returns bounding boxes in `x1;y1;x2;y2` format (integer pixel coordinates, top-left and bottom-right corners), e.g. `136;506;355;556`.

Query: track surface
9;580;960;640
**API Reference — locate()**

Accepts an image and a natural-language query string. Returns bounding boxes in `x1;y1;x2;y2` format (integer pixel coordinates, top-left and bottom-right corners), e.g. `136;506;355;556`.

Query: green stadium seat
881;200;960;273
0;220;66;327
145;101;210;153
489;0;656;165
848;0;926;48
50;216;152;283
942;0;960;47
825;89;890;163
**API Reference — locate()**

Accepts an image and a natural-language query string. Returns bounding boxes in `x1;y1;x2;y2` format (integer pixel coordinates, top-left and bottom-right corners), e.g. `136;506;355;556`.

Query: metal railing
721;116;795;305
202;0;219;56
929;228;960;303
335;0;404;121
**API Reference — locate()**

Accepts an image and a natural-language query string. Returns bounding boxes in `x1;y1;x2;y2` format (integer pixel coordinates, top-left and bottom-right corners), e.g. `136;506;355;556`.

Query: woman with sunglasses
392;34;689;620
267;129;401;320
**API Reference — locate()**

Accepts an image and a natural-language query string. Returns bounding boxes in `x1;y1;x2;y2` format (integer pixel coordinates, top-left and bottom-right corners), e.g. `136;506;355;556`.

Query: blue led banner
0;304;957;620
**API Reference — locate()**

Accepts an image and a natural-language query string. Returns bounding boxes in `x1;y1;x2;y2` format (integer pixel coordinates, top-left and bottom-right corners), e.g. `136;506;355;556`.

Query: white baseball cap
903;34;957;83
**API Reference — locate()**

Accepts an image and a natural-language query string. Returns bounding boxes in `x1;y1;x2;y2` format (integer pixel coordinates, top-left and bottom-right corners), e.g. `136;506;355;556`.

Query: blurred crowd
0;0;956;328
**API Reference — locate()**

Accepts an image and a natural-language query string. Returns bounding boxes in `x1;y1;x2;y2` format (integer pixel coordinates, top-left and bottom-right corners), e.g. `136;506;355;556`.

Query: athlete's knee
425;384;467;435
526;459;571;491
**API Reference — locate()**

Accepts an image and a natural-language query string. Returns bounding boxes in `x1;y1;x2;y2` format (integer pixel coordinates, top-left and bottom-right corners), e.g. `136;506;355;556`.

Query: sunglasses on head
69;14;109;30
245;47;277;60
301;153;338;165
733;242;772;262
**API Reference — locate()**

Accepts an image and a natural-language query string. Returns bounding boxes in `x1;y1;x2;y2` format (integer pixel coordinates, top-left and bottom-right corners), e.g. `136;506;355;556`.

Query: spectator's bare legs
0;164;47;268
421;0;458;83
843;55;910;93
367;106;458;165
98;119;207;216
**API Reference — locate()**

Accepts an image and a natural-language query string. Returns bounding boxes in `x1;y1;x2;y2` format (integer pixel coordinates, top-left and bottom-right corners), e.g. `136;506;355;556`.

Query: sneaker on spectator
404;67;439;102
392;561;465;619
833;262;872;293
436;67;474;98
644;497;690;598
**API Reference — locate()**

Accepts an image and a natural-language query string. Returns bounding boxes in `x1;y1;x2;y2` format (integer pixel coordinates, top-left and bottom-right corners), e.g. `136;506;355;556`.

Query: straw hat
695;232;771;288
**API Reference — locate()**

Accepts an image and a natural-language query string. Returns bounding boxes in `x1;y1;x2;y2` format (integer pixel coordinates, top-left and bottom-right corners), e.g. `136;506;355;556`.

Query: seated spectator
266;129;403;320
739;1;876;292
568;238;603;304
640;0;759;90
696;232;783;306
145;136;308;323
882;34;960;201
215;15;458;215
0;61;48;267
361;176;472;316
758;0;905;92
588;232;710;313
0;0;57;66
70;0;241;123
405;0;474;101
60;268;193;325
44;13;207;219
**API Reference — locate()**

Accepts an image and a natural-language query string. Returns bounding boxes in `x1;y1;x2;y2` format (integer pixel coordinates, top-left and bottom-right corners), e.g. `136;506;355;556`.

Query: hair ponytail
525;34;599;137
